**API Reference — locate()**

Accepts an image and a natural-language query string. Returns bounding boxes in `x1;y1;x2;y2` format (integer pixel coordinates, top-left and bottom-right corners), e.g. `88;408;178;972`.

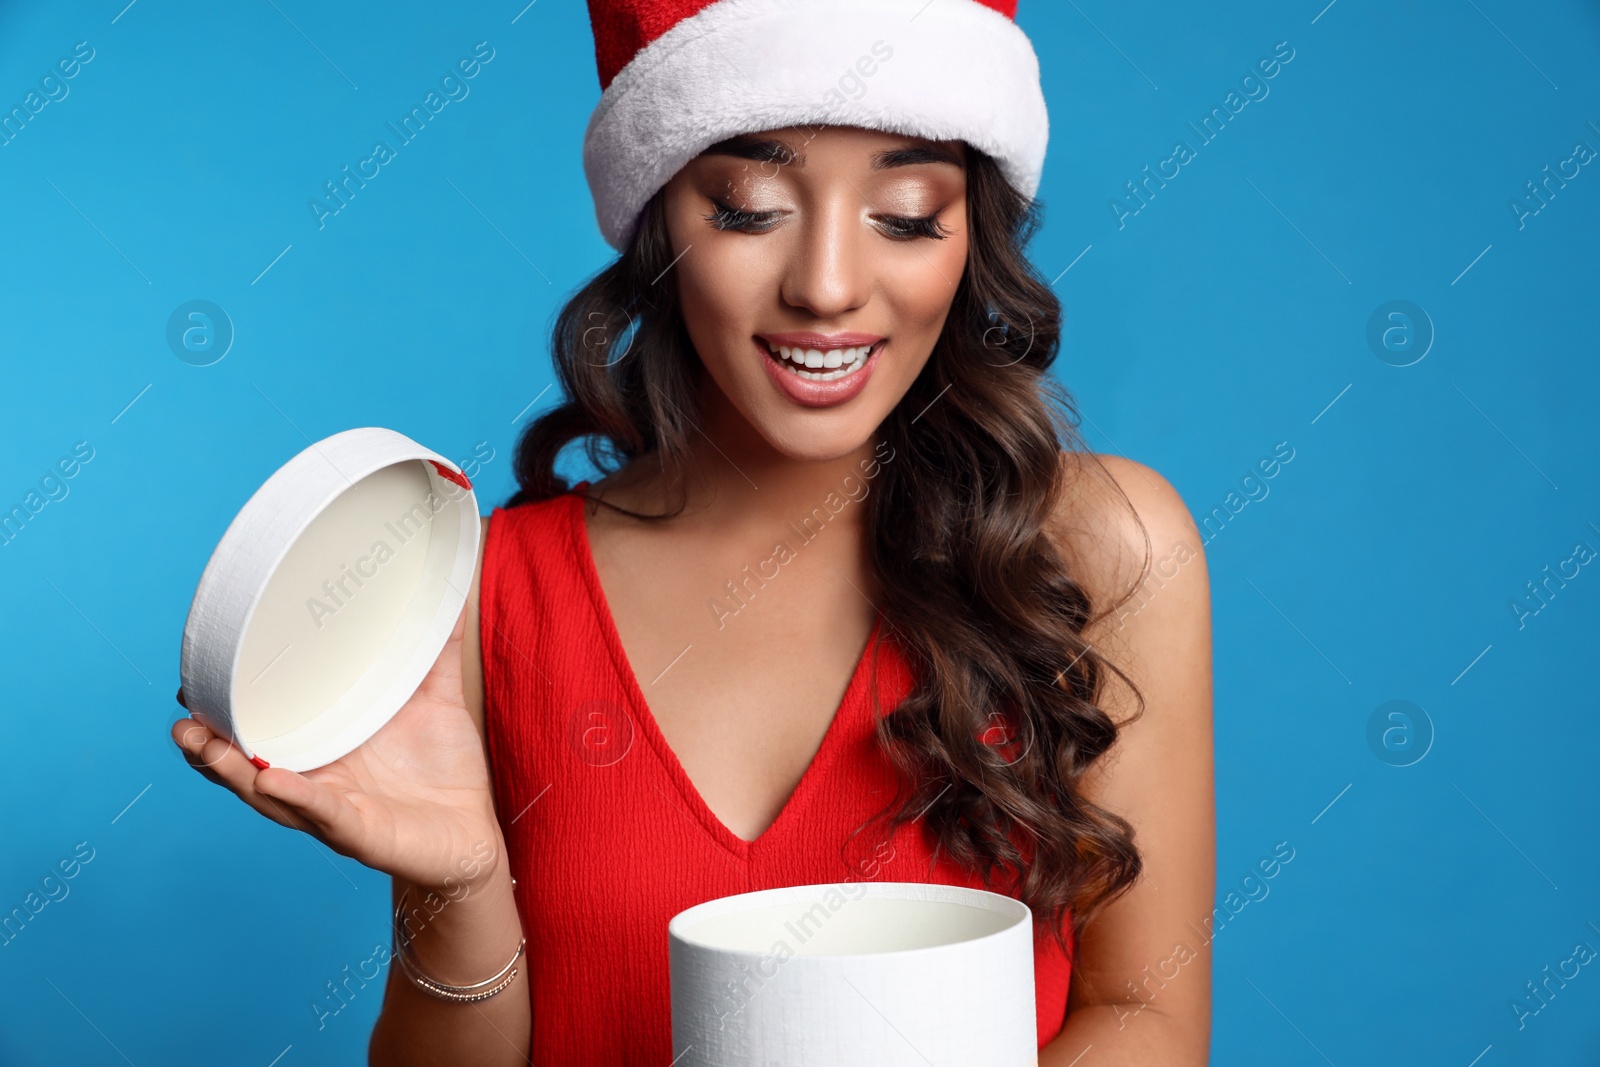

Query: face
660;125;969;462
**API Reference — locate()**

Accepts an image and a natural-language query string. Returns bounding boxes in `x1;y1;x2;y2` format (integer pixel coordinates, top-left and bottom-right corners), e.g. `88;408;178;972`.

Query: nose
778;196;871;320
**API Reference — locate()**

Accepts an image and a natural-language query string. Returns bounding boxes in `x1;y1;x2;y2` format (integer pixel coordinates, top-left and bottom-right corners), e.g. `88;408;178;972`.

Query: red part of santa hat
581;0;1049;250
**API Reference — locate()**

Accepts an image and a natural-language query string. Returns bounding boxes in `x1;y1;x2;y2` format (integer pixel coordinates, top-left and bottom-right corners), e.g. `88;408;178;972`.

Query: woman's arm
368;514;533;1066
368;858;529;1065
170;507;530;1065
1040;454;1215;1066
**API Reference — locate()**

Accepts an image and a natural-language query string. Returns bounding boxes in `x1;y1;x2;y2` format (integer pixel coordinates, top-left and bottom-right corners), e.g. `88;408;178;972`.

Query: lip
756;336;884;408
757;331;885;351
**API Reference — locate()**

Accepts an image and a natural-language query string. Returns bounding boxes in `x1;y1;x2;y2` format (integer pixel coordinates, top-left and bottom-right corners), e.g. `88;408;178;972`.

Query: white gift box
669;881;1037;1066
179;427;480;772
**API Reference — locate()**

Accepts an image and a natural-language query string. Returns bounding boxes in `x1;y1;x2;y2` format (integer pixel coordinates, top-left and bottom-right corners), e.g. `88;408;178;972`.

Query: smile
753;332;886;408
758;340;880;382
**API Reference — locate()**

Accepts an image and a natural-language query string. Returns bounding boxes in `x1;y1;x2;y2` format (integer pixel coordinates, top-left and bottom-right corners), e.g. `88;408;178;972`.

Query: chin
700;351;890;461
744;405;882;464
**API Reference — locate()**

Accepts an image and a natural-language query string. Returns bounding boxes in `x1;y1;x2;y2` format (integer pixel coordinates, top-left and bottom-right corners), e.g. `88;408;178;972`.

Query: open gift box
669;881;1037;1065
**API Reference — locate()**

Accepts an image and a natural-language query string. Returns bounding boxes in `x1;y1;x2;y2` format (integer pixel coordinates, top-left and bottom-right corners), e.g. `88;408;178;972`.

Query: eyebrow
700;136;965;171
872;144;965;170
702;137;803;167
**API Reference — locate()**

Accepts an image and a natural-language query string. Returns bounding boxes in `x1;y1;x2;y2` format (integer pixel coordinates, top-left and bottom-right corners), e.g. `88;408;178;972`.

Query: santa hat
581;0;1050;250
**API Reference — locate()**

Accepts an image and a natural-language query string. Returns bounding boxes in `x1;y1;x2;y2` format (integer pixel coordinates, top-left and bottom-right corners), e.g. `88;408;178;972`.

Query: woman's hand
171;603;502;892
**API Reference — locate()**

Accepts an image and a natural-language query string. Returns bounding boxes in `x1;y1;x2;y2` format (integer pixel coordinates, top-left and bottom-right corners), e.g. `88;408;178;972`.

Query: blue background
2;1;1597;1064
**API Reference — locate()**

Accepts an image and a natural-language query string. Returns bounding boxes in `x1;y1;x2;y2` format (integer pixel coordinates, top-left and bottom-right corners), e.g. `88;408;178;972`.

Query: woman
174;1;1214;1063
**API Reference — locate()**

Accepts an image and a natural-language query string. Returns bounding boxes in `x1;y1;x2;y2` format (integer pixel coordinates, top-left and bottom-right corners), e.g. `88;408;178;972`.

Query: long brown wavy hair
504;142;1147;961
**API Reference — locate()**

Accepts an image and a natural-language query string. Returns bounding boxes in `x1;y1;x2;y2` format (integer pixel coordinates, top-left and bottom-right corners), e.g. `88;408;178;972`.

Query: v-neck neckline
566;481;880;861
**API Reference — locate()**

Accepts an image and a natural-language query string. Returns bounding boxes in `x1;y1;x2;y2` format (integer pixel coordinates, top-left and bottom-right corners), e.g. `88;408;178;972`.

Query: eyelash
702;198;949;241
703;200;775;233
877;213;951;241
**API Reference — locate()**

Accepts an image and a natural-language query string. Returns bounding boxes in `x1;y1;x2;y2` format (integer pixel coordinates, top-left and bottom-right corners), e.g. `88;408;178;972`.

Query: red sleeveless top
480;483;1073;1064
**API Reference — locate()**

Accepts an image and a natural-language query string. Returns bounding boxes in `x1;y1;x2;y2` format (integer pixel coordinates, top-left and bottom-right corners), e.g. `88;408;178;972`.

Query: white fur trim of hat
581;0;1050;250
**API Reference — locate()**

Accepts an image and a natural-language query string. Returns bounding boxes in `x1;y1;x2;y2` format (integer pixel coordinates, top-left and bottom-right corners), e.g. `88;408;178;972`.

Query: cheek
675;252;767;360
666;204;780;336
882;233;967;332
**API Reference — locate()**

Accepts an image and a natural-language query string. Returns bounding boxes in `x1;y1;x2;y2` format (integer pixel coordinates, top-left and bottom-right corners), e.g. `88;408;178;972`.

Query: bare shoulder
1045;451;1208;623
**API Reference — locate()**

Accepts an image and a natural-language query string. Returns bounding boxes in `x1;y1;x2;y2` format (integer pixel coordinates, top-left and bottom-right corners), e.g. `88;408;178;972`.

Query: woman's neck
591;378;882;544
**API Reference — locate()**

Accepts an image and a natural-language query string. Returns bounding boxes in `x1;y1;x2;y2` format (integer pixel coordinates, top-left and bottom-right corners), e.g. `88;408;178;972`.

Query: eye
873;212;952;241
704;197;780;233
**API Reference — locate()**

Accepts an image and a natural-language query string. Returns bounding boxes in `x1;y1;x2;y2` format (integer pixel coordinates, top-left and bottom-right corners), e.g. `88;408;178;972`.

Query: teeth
767;343;874;382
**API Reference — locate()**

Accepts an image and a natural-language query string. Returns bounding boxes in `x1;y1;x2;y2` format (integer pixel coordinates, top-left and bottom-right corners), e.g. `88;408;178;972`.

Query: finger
176;740;227;788
170;695;219;781
172;718;248;789
171;717;317;834
172;718;228;774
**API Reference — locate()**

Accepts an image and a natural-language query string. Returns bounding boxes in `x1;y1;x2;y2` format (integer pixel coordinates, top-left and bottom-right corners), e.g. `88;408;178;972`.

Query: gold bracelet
392;883;524;1003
